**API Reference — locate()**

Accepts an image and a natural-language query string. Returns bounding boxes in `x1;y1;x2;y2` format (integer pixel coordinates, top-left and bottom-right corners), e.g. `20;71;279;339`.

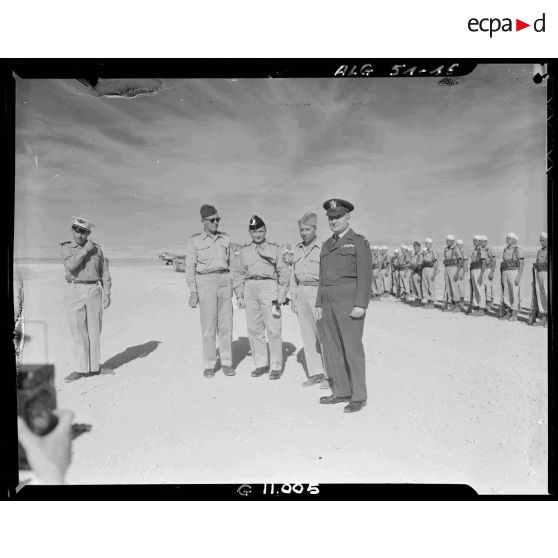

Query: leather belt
501;261;520;270
68;280;99;284
535;263;548;271
196;270;229;275
444;259;458;266
298;280;319;286
247;276;274;281
422;262;434;268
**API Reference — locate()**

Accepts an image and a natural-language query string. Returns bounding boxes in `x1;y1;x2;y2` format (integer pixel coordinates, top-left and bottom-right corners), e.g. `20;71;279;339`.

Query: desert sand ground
15;261;547;494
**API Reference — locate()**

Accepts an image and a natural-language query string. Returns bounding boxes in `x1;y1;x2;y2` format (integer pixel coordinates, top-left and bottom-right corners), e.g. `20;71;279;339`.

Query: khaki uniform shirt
232;240;290;301
410;251;423;271
443;244;462;266
185;231;231;293
61;241;111;294
292;239;322;284
536;246;548;266
502;245;525;267
422;247;438;266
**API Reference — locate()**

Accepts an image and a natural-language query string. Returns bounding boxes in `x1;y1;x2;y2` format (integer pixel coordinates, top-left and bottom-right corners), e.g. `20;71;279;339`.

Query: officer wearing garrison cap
61;217;112;383
316;199;372;413
442;234;463;312
290;212;328;388
499;232;525;321
186;204;235;378
233;215;290;379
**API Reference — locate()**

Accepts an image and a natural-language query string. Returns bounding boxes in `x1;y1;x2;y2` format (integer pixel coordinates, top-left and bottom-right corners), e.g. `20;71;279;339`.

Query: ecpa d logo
468;13;545;37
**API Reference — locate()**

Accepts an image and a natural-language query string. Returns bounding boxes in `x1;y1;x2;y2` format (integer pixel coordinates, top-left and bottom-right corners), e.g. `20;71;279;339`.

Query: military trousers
502;269;521;311
197;272;233;369
401;269;411;296
444;265;460;303
64;282;103;373
410;271;422;300
471;269;486;309
391;270;400;295
244;279;282;370
421;267;436;302
457;275;466;299
371;269;382;296
294;285;326;378
484;275;494;302
382;269;391;293
318;283;367;402
535;270;548;314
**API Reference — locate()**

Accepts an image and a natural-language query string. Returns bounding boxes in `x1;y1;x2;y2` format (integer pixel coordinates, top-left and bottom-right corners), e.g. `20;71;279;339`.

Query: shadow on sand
101;340;162;370
231;336;297;373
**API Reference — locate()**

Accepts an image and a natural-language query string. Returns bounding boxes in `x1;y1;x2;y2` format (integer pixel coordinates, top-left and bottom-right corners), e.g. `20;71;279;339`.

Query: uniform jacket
232;240;290;302
316;228;373;309
185;231;231;293
61;241;111;294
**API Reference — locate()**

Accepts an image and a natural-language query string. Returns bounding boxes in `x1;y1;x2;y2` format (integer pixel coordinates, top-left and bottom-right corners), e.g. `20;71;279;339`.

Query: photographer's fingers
17;416;36;447
52;410;75;434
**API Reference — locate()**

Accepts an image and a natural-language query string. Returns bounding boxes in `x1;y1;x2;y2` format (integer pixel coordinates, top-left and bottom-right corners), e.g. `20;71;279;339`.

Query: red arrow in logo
516;19;530;31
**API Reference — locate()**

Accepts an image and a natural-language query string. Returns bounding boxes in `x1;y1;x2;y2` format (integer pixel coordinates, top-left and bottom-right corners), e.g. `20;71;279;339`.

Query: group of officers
367;233;548;326
59;205;548;415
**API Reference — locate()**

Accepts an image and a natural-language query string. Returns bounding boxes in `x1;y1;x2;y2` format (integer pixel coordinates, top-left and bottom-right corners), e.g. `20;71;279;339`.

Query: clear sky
14;64;546;258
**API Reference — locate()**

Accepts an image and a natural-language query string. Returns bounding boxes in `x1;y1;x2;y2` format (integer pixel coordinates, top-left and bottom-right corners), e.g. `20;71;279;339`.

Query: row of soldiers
362;233;548;326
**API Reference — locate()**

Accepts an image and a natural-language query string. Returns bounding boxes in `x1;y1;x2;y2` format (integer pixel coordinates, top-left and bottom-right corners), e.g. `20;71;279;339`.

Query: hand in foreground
17;410;74;485
188;293;199;308
103;293;111;309
453;273;459;282
237;297;245;309
315;307;322;320
291;297;297;313
431;272;436;281
488;272;494;281
477;277;483;286
514;277;521;287
350;306;366;319
83;240;95;253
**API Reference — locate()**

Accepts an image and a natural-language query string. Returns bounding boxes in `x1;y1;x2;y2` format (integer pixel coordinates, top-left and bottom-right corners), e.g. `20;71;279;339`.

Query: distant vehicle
173;255;186;272
159;252;176;265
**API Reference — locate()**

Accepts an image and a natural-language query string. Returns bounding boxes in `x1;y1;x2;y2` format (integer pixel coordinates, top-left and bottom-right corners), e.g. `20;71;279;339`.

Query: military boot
535;314;548;327
509;310;518;322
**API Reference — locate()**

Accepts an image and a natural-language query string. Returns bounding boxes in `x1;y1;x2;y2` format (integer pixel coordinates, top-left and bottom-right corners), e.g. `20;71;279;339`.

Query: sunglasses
72;226;89;234
204;217;221;223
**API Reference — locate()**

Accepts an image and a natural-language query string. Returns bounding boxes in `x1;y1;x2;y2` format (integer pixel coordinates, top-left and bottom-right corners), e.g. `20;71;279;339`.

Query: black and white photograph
11;62;549;494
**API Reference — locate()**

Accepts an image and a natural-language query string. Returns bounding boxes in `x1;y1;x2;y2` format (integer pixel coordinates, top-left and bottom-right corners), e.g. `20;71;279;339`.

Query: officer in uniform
391;248;401;296
533;232;548;327
480;235;496;308
499;232;525;322
61;217;112;383
370;245;381;300
421;238;438;308
316;199;373;413
469;235;488;316
185;204;235;378
290;212;328;388
233;215;290;379
442;234;462;312
409;241;423;306
456;239;467;307
380;246;391;295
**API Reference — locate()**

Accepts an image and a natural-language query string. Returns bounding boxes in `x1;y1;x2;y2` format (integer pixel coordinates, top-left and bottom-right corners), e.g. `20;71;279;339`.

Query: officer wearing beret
290;212;328;388
316;199;373;413
61;217;112;383
185;204;235;378
233;215;290;379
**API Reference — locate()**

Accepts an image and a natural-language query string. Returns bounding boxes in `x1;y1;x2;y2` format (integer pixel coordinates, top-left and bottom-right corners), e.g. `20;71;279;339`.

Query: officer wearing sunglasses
185;204;236;378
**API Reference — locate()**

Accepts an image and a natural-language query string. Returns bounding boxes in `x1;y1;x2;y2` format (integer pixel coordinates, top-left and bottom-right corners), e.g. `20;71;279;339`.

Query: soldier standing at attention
316;199;373;413
233;215;290;379
469;235;488;316
456;239;467;308
391;248;401;297
480;235;496;309
380;246;391;296
442;234;462;312
290;212;328;388
185;204;235;378
61;217;112;383
533;232;548;327
499;232;525;322
400;245;412;301
421;238;438;309
370;245;381;300
409;241;424;306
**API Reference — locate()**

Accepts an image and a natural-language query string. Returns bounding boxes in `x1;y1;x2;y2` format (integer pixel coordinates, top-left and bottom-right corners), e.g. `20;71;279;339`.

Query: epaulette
267;240;280;247
218;231;229;236
190;232;202;238
60;241;71;245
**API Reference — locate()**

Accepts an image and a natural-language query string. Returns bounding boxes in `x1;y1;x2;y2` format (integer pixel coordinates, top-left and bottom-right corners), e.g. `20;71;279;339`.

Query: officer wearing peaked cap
61;217;112;383
232;214;290;379
185;204;235;378
316;199;372;413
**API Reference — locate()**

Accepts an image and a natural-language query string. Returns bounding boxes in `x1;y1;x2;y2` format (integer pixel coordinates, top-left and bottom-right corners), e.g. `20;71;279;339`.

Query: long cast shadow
231;336;251;369
281;341;297;373
102;340;162;370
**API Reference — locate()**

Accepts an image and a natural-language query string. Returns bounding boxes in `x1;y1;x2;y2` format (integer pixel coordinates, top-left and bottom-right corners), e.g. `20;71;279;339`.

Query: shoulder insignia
60;241;71;246
219;231;229;236
190;232;201;238
267;240;279;247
